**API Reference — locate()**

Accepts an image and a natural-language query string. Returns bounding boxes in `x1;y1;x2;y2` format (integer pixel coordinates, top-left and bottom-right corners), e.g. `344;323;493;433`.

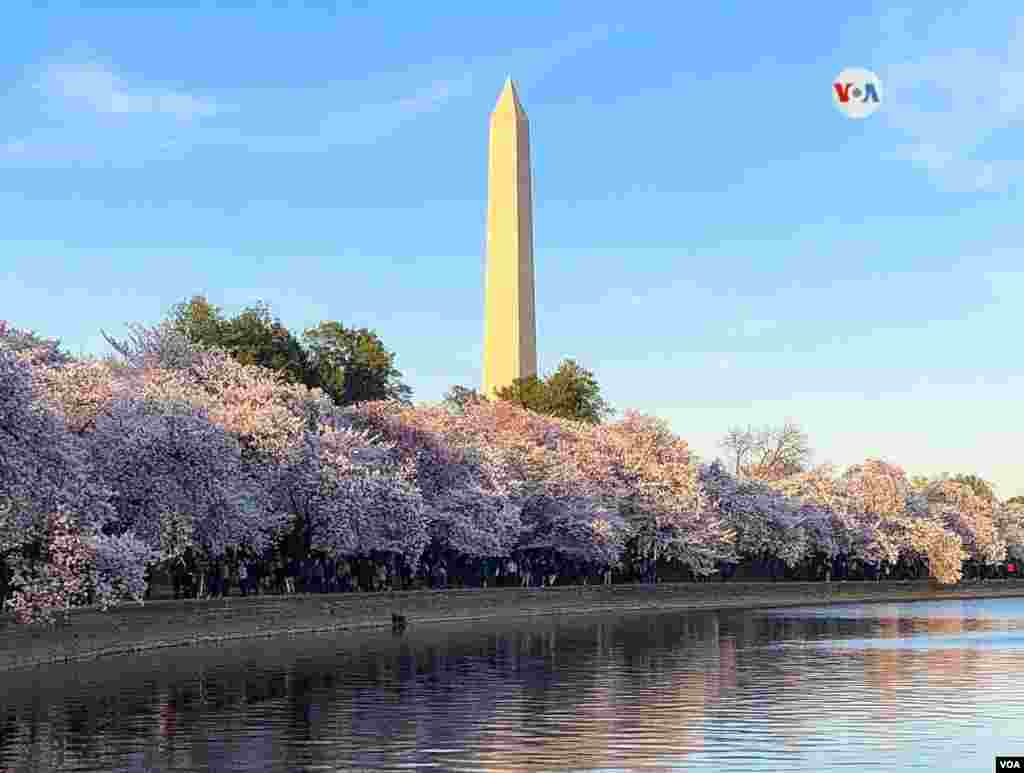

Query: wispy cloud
311;73;474;145
395;75;473;114
880;13;1024;191
3;22;609;164
38;62;221;120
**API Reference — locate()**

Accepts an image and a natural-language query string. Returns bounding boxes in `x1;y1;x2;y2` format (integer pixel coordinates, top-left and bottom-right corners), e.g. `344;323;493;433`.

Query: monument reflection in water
1;597;1023;772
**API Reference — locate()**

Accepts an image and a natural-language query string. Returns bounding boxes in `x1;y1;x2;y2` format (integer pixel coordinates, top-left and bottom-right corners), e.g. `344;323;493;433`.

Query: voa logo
833;67;883;119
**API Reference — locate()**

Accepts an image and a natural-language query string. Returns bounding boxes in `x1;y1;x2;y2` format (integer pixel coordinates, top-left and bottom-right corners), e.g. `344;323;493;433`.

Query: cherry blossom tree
0;320;74;367
770;464;893;572
5;509;96;625
0;344;127;622
907;519;967;585
9;311;1021;624
26;357;131;435
94;326;425;571
313;446;428;568
137;347;334;466
352;401;730;575
89;530;161;610
839;460;915;568
768;465;847;559
259;420;430;569
995;502;1024;563
3;329;308;622
922;479;1006;566
349;401;527;560
84;395;288;561
564;412;728;573
102;319;206;372
699;461;817;569
1;346;114;527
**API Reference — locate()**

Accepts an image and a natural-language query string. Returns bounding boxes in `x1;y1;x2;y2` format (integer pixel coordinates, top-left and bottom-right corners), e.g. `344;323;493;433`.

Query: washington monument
482;77;537;399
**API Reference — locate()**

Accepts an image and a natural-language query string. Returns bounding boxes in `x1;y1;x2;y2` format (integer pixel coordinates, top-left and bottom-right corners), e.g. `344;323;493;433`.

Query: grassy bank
2;579;1023;673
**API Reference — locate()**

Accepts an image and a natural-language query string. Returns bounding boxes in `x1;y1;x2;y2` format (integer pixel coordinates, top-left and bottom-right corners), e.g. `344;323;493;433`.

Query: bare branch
722;419;812;481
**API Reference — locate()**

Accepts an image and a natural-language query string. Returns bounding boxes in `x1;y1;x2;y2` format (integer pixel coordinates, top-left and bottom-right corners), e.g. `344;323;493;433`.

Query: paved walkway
3;579;1023;672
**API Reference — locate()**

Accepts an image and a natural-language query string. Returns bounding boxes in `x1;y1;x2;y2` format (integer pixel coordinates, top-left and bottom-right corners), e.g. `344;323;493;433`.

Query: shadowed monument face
483;77;537;399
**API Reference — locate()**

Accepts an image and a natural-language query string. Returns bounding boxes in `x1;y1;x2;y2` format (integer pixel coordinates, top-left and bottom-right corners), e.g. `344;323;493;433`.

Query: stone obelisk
483;77;537;399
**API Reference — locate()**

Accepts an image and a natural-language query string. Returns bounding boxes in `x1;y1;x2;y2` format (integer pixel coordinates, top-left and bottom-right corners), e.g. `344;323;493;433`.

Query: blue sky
3;2;1023;497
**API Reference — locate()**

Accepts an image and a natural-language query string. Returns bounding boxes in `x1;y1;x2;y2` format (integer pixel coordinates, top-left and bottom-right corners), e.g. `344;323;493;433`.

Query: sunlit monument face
482;77;537;399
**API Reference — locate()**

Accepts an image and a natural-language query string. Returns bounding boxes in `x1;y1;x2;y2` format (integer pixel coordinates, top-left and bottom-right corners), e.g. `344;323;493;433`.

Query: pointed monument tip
494;76;525;116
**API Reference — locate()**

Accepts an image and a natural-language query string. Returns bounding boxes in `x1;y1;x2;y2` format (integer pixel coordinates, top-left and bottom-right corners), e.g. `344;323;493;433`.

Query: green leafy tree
495;358;612;424
167;296;411;407
218;302;312;387
494;374;547;411
168;295;314;391
538;359;612;424
442;385;485;414
302;321;411;406
168;295;227;349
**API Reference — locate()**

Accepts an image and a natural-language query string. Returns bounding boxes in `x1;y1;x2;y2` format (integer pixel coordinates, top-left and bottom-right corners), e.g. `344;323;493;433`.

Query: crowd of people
149;544;1020;603
160;545;623;601
4;544;1017;611
155;542;1024;602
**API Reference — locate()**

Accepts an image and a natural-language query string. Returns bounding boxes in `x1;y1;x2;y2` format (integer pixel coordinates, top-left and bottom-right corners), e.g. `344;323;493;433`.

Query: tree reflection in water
1;598;1023;772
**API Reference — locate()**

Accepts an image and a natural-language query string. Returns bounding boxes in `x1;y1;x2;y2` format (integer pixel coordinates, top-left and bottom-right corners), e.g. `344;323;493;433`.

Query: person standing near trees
537;556;549;587
505;557;517;588
358;558;372;592
400;558;414;591
172;556;187;600
182;548;197;598
274;555;286;594
248;557;261;595
338;557;352;592
195;554;208;599
201;559;213;598
285;556;297;594
312;556;324;593
266;555;277;594
1;559;11;609
143;564;154;600
208;560;220;598
324;555;336;593
238;560;249;597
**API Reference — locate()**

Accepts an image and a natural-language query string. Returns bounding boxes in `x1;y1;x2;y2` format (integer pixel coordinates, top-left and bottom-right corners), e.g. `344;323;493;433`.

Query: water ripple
1;598;1023;772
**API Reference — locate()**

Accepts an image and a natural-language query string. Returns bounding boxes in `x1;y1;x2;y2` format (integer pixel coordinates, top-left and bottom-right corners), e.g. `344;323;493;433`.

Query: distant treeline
1;297;1021;625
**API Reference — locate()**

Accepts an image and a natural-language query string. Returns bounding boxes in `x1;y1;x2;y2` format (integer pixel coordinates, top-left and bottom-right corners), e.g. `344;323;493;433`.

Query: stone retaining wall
2;579;1023;672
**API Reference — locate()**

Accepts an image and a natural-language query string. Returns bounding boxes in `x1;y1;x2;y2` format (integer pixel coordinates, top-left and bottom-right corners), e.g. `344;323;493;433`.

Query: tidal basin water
2;597;1023;772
